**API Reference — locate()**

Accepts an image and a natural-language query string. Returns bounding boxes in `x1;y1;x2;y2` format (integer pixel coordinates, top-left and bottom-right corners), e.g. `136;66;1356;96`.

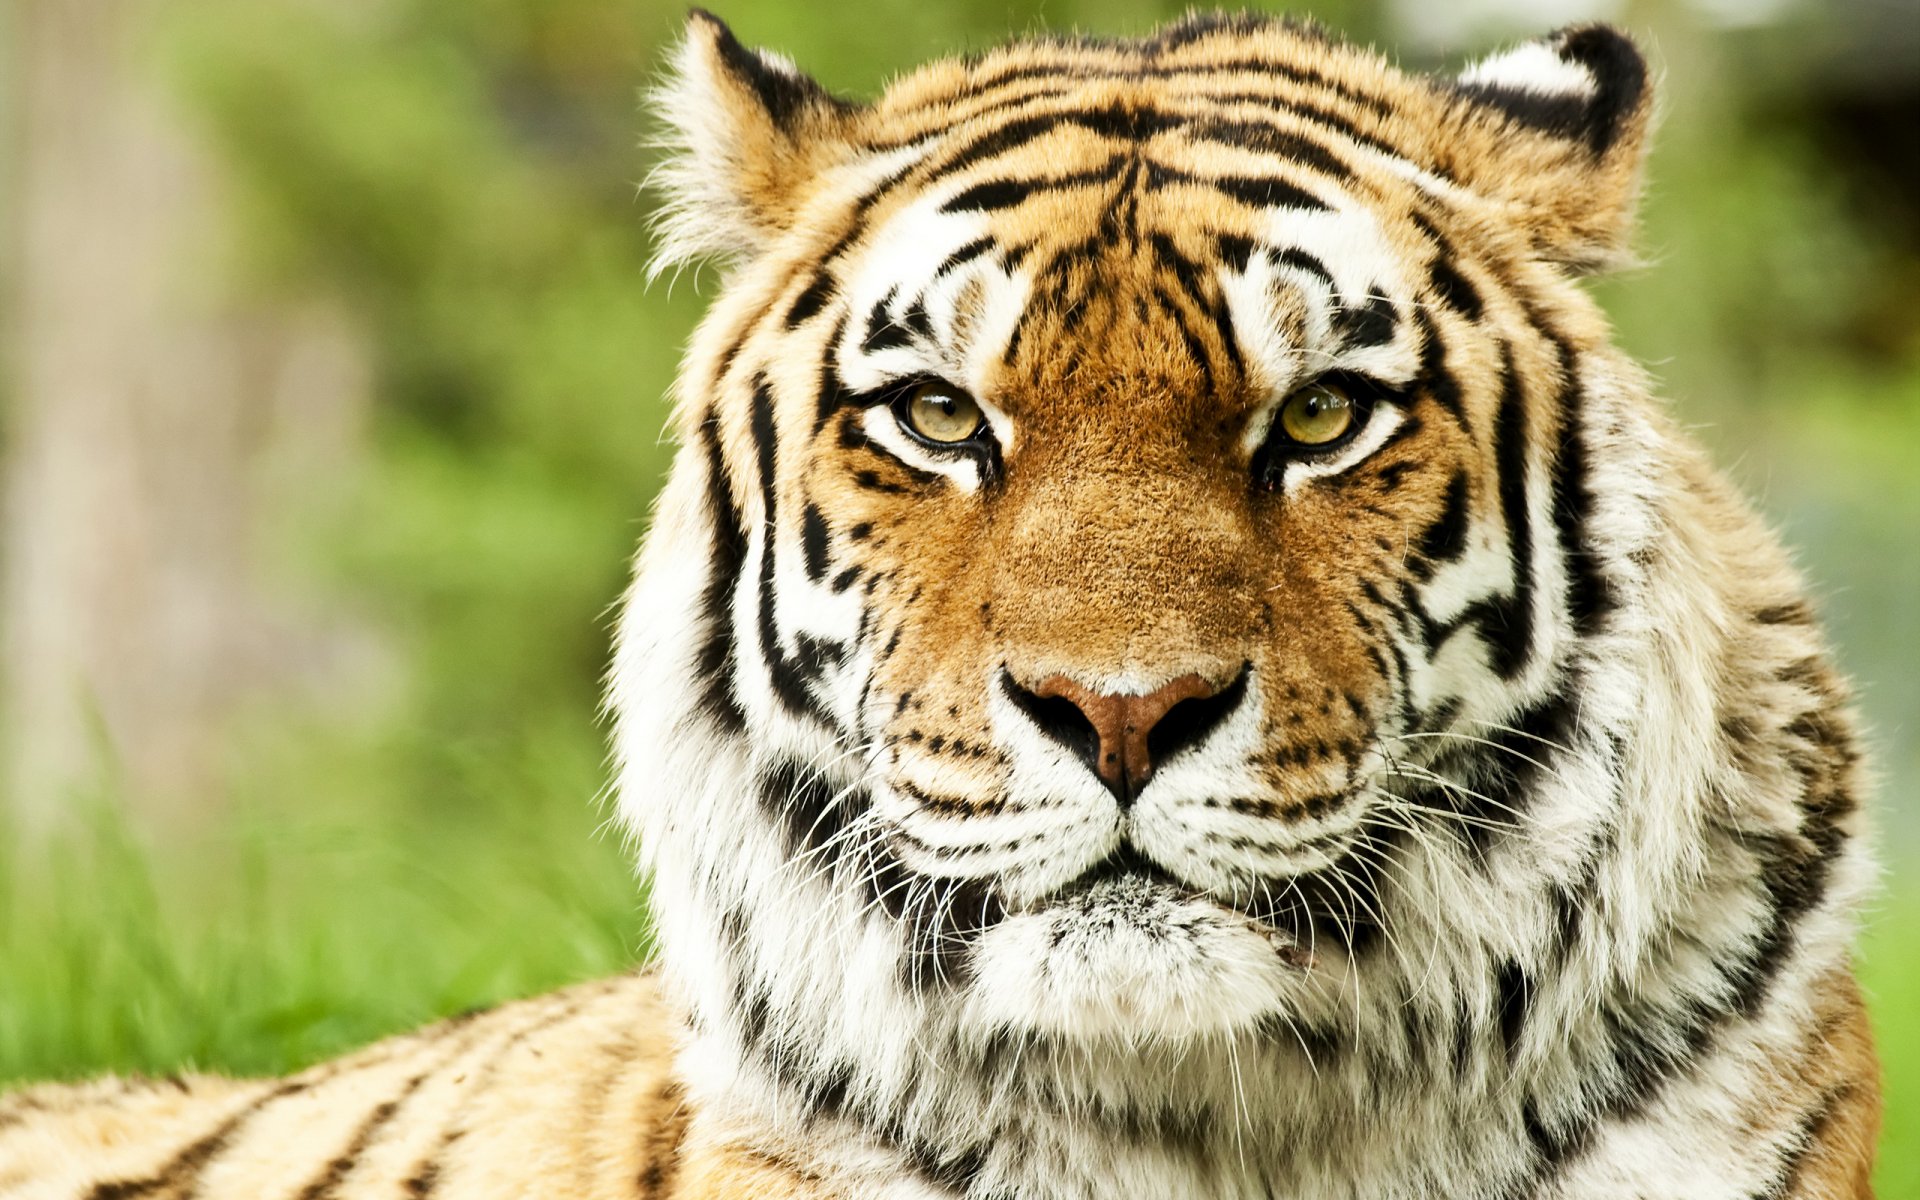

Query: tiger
0;9;1881;1199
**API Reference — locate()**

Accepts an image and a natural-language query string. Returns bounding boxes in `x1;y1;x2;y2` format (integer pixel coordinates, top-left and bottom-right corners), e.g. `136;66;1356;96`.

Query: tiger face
808;150;1469;1031
620;12;1653;1045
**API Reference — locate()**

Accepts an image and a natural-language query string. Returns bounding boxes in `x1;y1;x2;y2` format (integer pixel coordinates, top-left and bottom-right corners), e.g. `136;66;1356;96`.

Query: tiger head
616;8;1657;1079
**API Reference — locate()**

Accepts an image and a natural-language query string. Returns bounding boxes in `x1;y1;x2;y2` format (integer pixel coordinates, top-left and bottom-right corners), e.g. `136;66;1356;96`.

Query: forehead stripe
1143;162;1329;212
939;159;1128;213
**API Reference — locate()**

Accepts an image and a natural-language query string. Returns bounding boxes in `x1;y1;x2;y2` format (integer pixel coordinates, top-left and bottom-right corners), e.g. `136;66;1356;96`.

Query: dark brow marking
862;289;913;354
935;237;996;278
1335;293;1399;349
786;270;836;328
1269;247;1334;290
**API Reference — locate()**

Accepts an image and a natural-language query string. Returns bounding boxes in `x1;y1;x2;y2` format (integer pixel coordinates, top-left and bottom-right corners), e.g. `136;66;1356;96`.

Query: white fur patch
1460;40;1598;100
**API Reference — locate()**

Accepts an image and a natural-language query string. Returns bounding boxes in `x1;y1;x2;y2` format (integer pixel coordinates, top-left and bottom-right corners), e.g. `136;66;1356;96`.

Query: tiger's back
0;975;710;1199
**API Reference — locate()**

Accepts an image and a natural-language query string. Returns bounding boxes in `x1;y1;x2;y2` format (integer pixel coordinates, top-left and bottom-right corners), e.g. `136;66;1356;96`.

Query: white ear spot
1459;41;1597;100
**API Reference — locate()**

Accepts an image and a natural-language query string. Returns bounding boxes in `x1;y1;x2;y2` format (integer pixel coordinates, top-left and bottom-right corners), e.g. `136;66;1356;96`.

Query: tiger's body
0;11;1879;1199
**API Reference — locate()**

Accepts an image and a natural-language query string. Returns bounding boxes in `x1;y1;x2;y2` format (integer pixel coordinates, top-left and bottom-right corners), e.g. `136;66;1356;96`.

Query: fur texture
1;12;1878;1198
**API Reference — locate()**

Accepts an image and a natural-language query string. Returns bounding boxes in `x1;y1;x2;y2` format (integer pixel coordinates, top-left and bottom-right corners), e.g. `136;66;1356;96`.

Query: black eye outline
886;377;996;456
1251;371;1392;493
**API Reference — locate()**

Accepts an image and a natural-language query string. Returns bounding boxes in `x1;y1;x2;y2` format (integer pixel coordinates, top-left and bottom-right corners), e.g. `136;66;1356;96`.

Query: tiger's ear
1434;25;1653;273
648;11;857;275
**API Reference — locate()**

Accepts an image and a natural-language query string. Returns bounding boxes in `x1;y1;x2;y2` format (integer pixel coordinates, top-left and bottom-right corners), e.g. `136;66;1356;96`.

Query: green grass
0;757;643;1083
1861;868;1920;1195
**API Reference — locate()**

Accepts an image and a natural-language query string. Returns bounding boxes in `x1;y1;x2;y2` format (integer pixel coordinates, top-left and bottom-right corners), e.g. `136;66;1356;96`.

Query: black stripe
1494;959;1534;1061
87;1080;308;1200
786;270;835;328
1336;293;1398;349
1415;470;1472;575
901;296;933;341
402;994;599;1197
1215;233;1254;272
1145;161;1327;211
801;503;830;583
862;290;911;354
921;105;1187;187
1544;342;1614;637
1151;284;1215;396
294;1069;436;1200
939;160;1126;213
935;237;995;278
814;313;852;428
1461;348;1536;680
970;54;1395;119
1411;309;1467;428
695;417;748;734
1428;257;1484;322
1408;208;1487;323
1370;412;1425;460
1269;247;1334;290
1197;89;1408;161
1148;232;1210;318
1186;118;1354;181
760;759;865;864
749;378;836;725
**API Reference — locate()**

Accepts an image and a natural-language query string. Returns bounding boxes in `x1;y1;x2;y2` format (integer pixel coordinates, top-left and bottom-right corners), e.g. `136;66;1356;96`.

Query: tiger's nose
1001;667;1249;804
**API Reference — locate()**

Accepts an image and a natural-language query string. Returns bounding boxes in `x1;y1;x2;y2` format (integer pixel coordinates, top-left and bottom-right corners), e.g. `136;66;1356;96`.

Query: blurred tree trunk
3;0;372;846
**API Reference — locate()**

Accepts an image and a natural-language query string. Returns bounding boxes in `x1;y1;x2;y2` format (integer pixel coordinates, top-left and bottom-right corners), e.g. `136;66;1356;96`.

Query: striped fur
2;12;1878;1197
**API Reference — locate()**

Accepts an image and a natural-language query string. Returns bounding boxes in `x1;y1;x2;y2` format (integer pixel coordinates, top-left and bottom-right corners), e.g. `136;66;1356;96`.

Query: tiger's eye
904;383;984;444
1277;382;1356;446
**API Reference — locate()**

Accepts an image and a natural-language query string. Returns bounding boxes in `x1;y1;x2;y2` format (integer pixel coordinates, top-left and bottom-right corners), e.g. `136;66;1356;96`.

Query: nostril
1146;666;1251;773
999;672;1103;776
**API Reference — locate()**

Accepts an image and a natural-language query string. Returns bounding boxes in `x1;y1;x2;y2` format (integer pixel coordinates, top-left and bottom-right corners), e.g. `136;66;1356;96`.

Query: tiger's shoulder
0;972;833;1200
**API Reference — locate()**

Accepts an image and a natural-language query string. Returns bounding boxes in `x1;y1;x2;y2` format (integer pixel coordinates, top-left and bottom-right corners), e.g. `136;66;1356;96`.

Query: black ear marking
1454;25;1648;155
1552;26;1647;154
690;9;846;130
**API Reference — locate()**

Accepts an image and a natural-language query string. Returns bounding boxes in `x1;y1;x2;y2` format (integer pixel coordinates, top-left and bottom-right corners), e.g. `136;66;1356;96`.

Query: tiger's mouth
1053;844;1188;898
1034;843;1322;969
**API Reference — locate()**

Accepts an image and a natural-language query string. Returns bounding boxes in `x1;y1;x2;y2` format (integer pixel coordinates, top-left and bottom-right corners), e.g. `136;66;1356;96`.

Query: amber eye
901;382;985;445
1276;381;1357;446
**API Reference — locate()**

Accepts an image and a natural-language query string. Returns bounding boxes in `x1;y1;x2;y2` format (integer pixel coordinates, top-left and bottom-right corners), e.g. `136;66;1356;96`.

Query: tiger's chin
958;871;1315;1042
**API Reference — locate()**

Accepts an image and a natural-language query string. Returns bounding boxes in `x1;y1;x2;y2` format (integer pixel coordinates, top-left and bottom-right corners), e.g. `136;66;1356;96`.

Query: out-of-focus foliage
2;0;1914;1189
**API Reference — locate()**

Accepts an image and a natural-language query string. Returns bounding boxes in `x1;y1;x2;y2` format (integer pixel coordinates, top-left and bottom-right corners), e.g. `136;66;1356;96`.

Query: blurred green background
0;0;1913;1189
